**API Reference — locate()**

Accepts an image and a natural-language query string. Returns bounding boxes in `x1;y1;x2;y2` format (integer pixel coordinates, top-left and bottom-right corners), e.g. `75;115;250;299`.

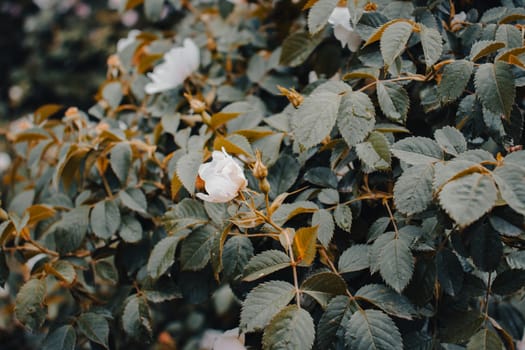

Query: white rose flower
200;328;246;350
144;38;200;94
117;29;141;53
196;150;247;203
328;6;362;52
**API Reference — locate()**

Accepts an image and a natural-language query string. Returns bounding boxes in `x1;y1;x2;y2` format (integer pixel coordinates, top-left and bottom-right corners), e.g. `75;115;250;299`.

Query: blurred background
0;0;185;121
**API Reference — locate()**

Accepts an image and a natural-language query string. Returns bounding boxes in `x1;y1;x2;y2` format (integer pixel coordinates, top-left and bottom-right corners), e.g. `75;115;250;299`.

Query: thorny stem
245;192;302;308
327;192;392;211
319;247;355;300
383;199;400;239
484;272;492;319
27;239;59;257
283;229;301;309
358;74;427;92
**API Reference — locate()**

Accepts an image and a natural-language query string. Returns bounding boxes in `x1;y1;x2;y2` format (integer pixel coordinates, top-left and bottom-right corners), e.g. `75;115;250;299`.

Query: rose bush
1;0;525;349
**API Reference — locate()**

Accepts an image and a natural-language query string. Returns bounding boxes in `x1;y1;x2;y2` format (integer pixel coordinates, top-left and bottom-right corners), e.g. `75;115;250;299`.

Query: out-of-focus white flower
117;29;141;52
144;38;200;94
450;11;467;31
108;0;121;10
196;150;247;203
200;328;246;350
0;152;11;173
9;117;33;135
328;7;362;52
121;10;139;27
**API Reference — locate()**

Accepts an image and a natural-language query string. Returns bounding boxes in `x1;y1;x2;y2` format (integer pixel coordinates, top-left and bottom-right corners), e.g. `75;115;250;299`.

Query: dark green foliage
1;0;525;349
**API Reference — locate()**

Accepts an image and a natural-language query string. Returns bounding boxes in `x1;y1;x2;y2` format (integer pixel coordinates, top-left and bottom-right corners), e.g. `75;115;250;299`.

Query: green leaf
467;328;504;350
474;62;515;118
338;244;369;273
439;310;484;343
280;31;323;67
419;24;442;67
345;309;402;350
176;151;203;195
333;204;353;232
438;60;474;104
52;261;76;285
42;325;76;350
240;280;296;332
379;237;414;293
271;201;318;226
304;167;338;188
119;215;143;243
312;209;335;248
91;199;121;239
119;188;148;214
308;0;339;35
102;81;123;109
437;248;464;297
262;305;315;350
506;251;525;269
144;0;164;21
147;232;187;279
163;198;208;233
317;296;357;349
438;173;498;228
247;54;267;83
337;91;376;147
143;279;182;303
243;250;291;282
491;269;525;295
51;205;90;255
469;223;502;272
110;142;132;183
493;164;525;216
355;132;391;173
122;295;152;340
469;40;506;62
495;24;522;49
77;312;109;348
393;164;434;215
95;260;118;284
180;226;217;271
391;136;443;165
369;232;395;274
267;154;300;199
376;82;409;123
291;92;342;151
301;272;347;308
380;21;413;67
355;284;416;320
15;279;46;332
223;235;254;280
434;126;467;156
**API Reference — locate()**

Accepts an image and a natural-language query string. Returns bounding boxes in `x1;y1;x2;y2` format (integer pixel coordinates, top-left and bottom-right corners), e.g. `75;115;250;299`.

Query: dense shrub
1;0;525;349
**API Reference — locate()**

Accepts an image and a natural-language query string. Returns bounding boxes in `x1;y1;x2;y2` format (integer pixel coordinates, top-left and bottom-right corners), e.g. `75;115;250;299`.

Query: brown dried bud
277;86;304;108
252;150;268;180
184;92;207;114
65;107;79;118
364;2;378;12
259;178;271;195
107;54;121;67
